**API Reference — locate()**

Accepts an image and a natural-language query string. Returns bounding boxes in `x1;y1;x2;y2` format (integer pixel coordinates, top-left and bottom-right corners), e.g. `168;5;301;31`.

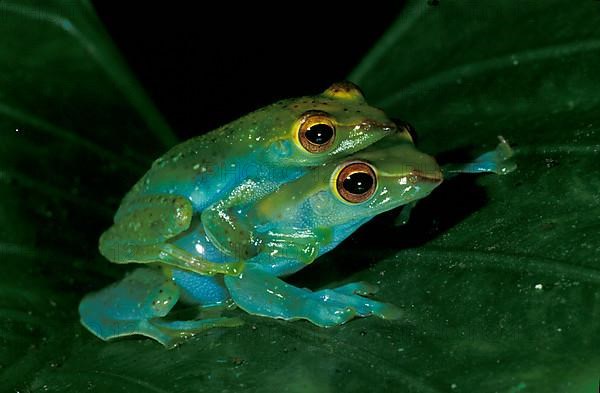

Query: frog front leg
199;178;281;260
223;264;402;327
79;267;241;347
99;194;243;276
203;205;325;269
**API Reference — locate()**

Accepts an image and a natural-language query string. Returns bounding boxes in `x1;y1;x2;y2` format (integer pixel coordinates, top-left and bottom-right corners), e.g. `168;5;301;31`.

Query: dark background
92;2;406;139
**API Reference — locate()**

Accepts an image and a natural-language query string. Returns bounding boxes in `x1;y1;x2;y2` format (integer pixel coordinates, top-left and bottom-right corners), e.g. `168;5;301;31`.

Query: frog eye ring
298;111;336;153
336;162;377;203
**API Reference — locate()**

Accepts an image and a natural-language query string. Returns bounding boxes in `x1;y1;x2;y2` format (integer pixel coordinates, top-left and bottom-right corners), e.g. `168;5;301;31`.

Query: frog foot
307;283;403;327
224;265;402;328
79;267;243;347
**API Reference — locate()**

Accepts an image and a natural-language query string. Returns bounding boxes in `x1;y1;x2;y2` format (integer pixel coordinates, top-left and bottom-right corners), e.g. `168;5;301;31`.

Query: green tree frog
98;82;396;276
79;130;515;347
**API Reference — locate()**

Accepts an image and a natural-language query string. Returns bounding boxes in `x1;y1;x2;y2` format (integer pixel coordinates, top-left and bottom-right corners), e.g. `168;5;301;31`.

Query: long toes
313;290;403;320
304;304;358;327
332;281;380;296
365;300;403;320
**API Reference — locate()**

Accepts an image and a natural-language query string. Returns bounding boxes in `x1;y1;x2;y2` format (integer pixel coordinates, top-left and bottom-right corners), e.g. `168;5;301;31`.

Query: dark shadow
287;146;490;289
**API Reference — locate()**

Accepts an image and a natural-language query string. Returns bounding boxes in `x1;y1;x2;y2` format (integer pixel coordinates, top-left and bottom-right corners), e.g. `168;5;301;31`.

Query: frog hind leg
79;268;240;347
99;194;243;276
224;264;402;327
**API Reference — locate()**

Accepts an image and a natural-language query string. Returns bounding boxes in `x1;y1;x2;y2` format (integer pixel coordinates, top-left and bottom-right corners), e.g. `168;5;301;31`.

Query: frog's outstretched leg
99;194;243;276
79;268;241;347
442;136;516;177
324;281;380;296
224;264;402;327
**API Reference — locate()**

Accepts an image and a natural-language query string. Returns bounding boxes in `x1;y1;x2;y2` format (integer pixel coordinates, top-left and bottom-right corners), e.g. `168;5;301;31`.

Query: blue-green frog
98;82;396;276
79;131;515;346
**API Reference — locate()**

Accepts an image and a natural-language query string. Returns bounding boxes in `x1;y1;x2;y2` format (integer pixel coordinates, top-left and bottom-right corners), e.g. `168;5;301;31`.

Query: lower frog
80;133;515;346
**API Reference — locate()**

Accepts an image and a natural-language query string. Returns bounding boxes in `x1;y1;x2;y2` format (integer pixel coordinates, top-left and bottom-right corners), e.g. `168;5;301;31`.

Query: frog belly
171;269;229;306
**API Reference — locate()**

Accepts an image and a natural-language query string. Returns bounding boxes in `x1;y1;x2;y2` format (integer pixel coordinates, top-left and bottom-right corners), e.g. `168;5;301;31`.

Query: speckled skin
79;84;516;346
98;82;396;275
80;131;449;346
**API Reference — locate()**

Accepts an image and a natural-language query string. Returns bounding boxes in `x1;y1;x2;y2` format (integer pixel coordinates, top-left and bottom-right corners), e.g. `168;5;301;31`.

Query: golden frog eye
298;111;336;153
336;162;377;203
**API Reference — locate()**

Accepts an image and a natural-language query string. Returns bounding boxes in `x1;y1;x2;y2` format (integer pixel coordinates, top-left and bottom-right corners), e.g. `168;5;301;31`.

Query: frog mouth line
360;120;397;132
412;170;443;183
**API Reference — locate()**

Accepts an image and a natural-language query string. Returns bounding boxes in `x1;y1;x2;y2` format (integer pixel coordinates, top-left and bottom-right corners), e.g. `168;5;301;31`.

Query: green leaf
1;1;599;392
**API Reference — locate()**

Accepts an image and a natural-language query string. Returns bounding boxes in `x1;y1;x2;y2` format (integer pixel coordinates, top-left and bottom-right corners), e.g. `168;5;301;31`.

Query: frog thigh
223;264;402;327
99;194;193;263
99;194;243;276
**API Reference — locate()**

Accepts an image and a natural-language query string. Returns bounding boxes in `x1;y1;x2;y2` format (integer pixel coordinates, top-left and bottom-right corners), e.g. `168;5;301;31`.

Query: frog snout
411;168;443;184
360;119;397;133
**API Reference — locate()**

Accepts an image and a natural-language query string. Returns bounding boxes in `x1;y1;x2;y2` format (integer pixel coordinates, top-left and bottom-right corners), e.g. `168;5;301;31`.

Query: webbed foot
224;265;402;327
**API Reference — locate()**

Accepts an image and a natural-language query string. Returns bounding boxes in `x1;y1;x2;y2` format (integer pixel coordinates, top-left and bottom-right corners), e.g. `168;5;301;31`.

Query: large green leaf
1;1;599;392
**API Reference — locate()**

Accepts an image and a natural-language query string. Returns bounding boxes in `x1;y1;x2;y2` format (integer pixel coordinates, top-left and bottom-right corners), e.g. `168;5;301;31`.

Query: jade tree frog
80;130;449;346
98;82;396;276
80;131;514;346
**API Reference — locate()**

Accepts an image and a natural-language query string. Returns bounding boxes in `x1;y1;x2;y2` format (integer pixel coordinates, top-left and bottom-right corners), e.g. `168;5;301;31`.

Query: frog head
251;132;442;227
325;136;443;223
255;82;397;166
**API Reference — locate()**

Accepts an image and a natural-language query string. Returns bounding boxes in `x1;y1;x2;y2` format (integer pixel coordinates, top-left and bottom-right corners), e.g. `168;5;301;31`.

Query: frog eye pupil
305;123;334;145
343;172;374;195
298;111;336;153
336;162;377;203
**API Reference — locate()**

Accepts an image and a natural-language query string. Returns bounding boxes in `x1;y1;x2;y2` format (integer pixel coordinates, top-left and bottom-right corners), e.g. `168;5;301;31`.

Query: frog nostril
360;119;397;133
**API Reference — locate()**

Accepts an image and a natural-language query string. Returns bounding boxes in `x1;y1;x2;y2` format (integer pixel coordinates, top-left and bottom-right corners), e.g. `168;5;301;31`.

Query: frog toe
328;281;379;296
302;304;358;327
150;316;245;347
312;289;403;321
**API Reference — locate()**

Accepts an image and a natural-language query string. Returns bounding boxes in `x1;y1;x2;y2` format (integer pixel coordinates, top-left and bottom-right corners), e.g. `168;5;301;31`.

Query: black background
92;2;406;139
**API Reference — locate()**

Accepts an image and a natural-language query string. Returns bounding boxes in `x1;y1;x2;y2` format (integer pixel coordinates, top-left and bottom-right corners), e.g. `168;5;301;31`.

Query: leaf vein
378;39;600;108
0;103;146;173
0;1;177;148
396;247;600;284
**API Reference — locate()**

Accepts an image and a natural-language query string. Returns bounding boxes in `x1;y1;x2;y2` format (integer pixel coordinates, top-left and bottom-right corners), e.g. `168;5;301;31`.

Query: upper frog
99;82;396;275
124;81;395;210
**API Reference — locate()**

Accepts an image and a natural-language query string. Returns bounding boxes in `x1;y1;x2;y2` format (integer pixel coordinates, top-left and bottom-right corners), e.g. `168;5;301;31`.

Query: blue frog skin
79;131;515;347
97;82;396;276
